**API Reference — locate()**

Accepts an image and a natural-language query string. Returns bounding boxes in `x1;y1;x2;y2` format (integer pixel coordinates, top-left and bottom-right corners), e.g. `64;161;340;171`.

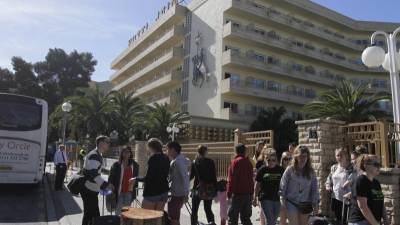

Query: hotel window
254;27;265;36
254;53;266;62
245;104;257;116
255;79;265;89
231;74;241;85
305;89;316;98
292;63;303;72
267;81;281;92
305;66;316;74
372;79;387;88
225;46;240;55
304;43;315;51
267;56;279;65
245;77;256;87
224;102;238;113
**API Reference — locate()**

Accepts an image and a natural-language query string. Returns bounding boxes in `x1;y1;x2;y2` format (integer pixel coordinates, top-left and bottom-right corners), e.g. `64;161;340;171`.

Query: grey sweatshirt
279;166;319;204
169;154;190;197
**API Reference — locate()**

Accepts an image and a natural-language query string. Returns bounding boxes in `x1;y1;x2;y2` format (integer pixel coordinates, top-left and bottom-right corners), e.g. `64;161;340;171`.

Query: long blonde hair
290;145;314;179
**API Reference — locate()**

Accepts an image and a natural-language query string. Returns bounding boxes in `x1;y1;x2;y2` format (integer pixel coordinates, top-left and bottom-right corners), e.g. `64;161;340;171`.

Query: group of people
53;135;390;225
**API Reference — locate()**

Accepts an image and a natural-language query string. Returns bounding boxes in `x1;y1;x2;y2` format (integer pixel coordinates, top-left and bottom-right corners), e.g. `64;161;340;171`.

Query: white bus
0;93;48;184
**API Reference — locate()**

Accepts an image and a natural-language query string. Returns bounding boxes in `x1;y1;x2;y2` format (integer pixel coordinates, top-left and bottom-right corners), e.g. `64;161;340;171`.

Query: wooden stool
121;207;163;225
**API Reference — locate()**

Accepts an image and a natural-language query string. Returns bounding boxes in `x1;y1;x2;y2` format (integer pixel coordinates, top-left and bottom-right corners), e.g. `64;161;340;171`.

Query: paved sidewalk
46;162;261;225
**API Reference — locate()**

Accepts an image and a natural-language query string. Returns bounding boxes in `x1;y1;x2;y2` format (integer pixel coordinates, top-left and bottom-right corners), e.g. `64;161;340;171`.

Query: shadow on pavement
46;173;83;222
0;183;46;223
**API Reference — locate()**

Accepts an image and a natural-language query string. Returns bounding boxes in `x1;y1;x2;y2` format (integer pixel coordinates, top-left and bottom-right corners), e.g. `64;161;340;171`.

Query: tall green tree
146;103;188;143
109;91;145;144
49;87;113;142
35;48;97;112
303;80;390;123
250;106;299;155
12;57;43;97
0;67;16;92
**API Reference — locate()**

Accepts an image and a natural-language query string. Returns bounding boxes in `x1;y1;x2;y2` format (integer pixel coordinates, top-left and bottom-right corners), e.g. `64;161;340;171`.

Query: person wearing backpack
325;147;354;225
190;145;217;225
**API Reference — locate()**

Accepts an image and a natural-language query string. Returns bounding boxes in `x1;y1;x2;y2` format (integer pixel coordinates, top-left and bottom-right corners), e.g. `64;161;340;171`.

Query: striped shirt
83;148;107;192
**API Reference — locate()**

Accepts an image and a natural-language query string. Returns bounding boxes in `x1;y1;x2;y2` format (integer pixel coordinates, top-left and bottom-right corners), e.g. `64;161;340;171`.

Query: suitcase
309;215;331;225
92;189;120;225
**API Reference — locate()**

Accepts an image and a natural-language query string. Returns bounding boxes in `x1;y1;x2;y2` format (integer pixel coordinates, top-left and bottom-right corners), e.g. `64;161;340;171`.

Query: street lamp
167;123;180;141
110;130;119;144
362;27;400;157
61;101;72;145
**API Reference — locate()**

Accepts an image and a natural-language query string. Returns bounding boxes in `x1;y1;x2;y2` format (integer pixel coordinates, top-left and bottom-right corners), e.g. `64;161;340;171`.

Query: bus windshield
0;98;42;131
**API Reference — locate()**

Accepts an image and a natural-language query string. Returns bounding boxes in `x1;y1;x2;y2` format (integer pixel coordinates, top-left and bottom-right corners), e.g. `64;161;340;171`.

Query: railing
225;23;381;72
181;129;274;179
342;121;400;168
230;0;362;50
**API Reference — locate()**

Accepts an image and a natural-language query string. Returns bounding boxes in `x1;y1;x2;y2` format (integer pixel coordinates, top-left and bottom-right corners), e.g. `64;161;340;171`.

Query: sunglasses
267;158;277;162
366;161;381;168
282;157;291;161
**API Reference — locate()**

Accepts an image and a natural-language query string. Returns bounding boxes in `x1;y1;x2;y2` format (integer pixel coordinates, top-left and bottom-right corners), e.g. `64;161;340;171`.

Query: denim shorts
143;192;168;203
286;201;299;214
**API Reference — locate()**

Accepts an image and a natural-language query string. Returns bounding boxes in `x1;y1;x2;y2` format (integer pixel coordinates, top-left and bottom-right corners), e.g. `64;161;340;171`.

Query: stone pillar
135;141;149;177
234;128;242;146
296;119;345;215
378;168;400;225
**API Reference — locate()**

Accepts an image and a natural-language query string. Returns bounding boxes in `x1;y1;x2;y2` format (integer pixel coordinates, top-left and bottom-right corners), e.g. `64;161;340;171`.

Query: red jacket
227;155;254;198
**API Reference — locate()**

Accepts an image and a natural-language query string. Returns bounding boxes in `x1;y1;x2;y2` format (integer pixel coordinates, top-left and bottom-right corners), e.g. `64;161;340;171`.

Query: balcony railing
130;70;183;98
227;0;362;51
111;47;183;90
221;107;256;122
221;78;313;105
223;23;383;73
112;25;185;70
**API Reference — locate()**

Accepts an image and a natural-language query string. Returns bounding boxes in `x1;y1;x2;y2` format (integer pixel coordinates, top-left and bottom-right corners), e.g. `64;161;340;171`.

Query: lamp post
61;101;72;145
167;123;180;141
362;27;400;158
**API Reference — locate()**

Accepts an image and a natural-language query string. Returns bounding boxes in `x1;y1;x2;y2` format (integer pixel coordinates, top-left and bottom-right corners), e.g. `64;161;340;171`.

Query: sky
0;0;399;82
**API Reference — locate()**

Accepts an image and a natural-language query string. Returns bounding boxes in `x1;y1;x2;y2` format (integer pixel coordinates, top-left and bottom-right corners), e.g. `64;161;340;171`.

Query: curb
44;173;61;225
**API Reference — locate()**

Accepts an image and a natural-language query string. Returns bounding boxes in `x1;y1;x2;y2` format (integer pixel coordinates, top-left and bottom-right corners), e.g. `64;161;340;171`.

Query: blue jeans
260;200;280;225
348;221;370;225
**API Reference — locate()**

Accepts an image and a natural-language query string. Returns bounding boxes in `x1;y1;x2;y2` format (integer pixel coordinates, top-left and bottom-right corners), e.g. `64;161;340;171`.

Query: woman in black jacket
134;138;170;211
108;146;139;214
190;145;217;225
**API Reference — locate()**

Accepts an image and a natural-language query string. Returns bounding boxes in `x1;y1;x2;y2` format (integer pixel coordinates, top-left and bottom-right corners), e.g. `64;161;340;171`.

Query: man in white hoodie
167;141;190;225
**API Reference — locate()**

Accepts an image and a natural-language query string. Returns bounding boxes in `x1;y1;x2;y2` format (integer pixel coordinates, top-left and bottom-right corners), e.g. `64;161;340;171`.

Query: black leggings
331;198;349;225
191;195;215;225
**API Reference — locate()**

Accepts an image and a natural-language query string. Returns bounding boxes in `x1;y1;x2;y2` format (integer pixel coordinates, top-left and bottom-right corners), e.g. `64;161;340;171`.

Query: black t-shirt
256;160;265;170
255;165;284;201
348;174;384;222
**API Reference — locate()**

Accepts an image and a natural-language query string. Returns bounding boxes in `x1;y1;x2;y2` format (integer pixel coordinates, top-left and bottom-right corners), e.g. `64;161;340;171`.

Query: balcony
111;4;187;69
126;70;183;97
222;49;339;87
221;108;256;122
146;92;181;107
220;78;312;105
224;0;362;51
112;25;185;71
223;23;382;73
111;47;183;90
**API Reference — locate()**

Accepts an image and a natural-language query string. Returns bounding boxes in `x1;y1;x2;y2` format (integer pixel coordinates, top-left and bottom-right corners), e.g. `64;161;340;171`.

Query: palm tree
146;103;188;143
303;80;390;123
109;91;144;144
49;87;114;142
250;106;299;154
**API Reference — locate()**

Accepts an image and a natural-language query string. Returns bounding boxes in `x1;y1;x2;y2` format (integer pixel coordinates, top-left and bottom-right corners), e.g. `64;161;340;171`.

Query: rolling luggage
92;189;120;225
308;214;331;225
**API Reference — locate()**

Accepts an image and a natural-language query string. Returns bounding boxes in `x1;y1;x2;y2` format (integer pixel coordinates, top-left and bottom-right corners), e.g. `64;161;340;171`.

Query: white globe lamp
382;52;400;71
62;101;72;112
361;46;385;68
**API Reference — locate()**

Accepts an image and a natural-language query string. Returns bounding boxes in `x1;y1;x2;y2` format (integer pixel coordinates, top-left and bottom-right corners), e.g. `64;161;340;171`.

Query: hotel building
110;0;399;141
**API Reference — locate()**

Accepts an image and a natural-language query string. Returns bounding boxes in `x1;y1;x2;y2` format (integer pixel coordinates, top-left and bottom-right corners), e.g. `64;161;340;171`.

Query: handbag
67;171;86;195
192;160;216;200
